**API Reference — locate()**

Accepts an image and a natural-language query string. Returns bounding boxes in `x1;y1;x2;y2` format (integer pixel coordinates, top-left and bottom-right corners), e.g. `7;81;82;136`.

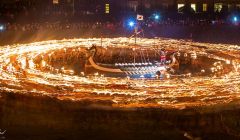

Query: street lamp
129;21;135;27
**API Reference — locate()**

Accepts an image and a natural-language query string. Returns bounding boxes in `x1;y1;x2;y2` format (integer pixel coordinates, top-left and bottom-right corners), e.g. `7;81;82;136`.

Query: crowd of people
1;0;239;33
0;18;234;33
0;1;239;45
3;22;114;31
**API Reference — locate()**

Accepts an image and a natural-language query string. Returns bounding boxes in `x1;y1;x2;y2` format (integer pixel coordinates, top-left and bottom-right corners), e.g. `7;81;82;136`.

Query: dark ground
1;92;240;140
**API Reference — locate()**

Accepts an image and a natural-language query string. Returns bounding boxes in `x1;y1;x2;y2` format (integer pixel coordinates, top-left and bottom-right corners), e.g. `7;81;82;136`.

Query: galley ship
85;45;178;78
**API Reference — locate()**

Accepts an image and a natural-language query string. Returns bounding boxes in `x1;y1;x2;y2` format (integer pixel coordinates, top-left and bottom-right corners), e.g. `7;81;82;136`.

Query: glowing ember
0;37;240;109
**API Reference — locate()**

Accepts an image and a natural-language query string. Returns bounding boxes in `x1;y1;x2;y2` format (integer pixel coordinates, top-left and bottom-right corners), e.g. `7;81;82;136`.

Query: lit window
191;4;196;12
178;4;185;13
214;3;222;12
203;4;207;12
53;0;59;4
105;4;110;14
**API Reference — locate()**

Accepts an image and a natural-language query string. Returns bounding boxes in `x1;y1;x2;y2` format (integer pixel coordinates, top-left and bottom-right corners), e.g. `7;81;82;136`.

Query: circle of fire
0;38;240;109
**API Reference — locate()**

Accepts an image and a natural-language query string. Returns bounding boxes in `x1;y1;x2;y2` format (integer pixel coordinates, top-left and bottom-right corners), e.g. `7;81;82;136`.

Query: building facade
1;0;240;21
176;0;240;13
